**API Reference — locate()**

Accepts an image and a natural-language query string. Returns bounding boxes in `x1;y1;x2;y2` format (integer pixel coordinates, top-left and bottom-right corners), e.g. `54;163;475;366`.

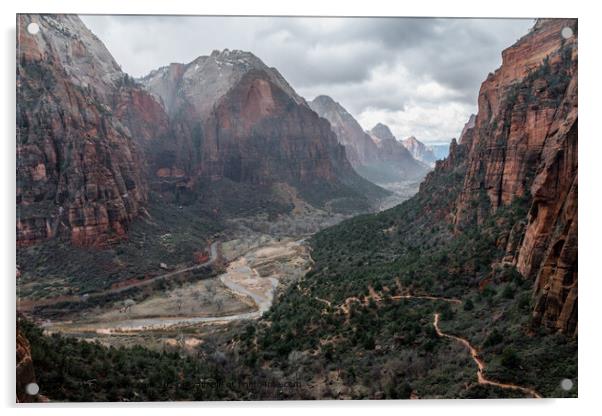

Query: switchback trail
433;313;542;398
331;287;541;398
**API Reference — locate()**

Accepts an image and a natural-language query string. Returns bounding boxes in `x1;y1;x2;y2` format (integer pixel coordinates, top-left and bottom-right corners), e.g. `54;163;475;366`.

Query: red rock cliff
16;322;39;403
141;52;386;203
16;15;172;247
202;71;350;185
450;19;577;335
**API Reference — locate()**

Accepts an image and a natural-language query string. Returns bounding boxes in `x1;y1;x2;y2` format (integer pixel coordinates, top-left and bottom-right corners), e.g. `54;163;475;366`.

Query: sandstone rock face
458;114;476;145
308;95;380;167
433;19;577;335
141;50;385;202
203;71;347;185
140;49;305;121
17;14;156;247
402;136;437;167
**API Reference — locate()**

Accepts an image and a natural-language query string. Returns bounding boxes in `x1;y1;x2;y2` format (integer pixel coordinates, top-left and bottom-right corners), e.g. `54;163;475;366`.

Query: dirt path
433;313;542;398
337;288;460;317
390;294;462;304
330;286;541;398
18;242;220;312
43;239;310;335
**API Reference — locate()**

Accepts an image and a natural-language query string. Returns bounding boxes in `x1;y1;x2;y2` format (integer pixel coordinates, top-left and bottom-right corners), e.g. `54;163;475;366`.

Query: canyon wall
17;16;386;249
17;15;154;247
431;18;578;334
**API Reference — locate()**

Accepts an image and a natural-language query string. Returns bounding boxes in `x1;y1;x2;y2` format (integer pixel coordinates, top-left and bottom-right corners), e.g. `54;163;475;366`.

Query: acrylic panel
16;14;577;402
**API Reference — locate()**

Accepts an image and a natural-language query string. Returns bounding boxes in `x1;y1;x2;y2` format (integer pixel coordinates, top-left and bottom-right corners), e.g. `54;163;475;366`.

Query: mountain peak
403;136;419;144
309;95;350;117
141;48;304;118
402;136;437;167
19;15;123;96
370;123;396;142
312;95;337;105
207;48;264;68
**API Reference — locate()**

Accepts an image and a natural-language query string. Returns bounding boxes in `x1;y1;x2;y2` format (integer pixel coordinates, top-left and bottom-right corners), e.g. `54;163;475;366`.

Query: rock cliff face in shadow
140;50;388;207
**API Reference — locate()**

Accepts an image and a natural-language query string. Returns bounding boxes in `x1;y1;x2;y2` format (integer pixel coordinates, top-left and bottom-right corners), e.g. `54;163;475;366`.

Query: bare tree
215;297;224;312
120;299;136;314
175;293;183;312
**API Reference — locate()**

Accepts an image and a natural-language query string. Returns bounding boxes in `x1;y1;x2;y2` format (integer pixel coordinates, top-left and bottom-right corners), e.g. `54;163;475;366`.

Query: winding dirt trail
433;313;542;398
330;286;541;398
43;239;310;334
390;294;462;304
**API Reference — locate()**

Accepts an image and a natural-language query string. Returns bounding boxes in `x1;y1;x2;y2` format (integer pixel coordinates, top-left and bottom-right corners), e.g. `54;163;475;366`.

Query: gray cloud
80;15;533;143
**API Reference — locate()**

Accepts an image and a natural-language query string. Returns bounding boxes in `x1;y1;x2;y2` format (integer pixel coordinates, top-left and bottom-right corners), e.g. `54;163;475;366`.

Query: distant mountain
308;95;379;167
365;123;430;182
308;97;430;184
402;136;437;167
140;49;388;210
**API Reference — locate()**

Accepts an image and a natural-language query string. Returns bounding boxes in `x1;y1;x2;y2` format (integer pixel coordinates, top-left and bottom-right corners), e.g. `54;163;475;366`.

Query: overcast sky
81;15;533;144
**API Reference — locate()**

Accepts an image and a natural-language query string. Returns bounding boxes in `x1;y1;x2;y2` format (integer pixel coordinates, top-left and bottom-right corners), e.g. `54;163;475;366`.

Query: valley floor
38;235;312;350
24;178;420;348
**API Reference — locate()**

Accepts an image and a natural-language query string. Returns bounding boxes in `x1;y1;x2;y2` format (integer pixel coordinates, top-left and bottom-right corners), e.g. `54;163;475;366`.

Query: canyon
16;15;577;401
17;15;388;251
309;95;430;186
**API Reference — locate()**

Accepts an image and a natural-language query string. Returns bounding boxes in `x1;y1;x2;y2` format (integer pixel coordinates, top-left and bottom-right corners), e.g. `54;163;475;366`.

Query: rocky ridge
308;95;380;167
308;95;430;183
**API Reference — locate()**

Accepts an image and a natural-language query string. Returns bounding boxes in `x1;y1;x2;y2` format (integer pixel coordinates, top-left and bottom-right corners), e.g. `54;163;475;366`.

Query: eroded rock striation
17;14;155;247
140;50;386;203
425;19;578;335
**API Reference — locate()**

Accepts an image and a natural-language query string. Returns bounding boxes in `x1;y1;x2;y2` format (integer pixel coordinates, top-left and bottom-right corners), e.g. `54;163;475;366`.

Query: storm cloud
81;15;533;144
